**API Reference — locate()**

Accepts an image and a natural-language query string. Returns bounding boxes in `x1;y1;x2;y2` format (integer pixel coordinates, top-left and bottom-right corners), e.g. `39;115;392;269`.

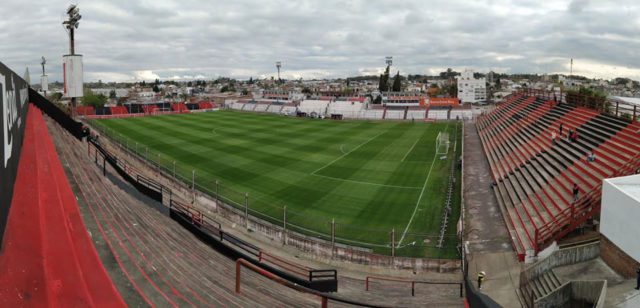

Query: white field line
401;138;420;162
396;152;439;247
311;131;385;175
310;173;421;189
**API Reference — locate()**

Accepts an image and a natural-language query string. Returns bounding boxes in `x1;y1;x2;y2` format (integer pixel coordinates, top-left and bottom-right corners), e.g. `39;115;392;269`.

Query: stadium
2;4;640;308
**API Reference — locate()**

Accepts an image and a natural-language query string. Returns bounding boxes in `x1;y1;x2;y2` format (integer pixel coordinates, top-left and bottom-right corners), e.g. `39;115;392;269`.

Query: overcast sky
1;0;639;82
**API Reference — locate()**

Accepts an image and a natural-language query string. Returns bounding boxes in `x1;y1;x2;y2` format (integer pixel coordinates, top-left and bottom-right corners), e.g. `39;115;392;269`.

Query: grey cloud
1;0;639;82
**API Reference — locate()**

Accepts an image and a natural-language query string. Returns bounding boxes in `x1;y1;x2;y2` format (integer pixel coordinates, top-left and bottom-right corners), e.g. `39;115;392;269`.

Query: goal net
436;132;450;155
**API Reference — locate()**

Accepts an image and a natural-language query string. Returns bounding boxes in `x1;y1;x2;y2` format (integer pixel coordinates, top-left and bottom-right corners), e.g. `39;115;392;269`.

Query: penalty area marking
396;151;438;247
401;138;420;162
311;131;385;175
310;173;421;190
397;123;450;247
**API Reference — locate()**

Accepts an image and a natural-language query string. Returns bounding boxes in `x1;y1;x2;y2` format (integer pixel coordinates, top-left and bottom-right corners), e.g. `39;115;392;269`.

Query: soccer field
93;110;461;258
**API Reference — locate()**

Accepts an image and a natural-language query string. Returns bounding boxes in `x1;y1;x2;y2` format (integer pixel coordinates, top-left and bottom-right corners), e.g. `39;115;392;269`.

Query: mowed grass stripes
95;110;461;258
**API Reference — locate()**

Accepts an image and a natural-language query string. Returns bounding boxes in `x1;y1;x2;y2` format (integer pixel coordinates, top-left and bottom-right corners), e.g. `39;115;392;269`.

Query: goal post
436;132;450;155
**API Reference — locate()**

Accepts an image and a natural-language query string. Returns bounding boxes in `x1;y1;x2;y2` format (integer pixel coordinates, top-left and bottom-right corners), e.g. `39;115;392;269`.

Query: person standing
559;123;564;136
477;271;486;290
635;267;639;290
551;130;557;145
573;183;580;202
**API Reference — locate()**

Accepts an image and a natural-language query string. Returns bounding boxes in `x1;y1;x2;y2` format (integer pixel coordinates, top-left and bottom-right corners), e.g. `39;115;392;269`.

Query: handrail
365;275;463;298
534;151;640;249
236;259;393;308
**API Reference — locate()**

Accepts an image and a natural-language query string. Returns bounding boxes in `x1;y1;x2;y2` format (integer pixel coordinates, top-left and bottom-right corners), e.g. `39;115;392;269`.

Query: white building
600;174;640;277
457;70;486;103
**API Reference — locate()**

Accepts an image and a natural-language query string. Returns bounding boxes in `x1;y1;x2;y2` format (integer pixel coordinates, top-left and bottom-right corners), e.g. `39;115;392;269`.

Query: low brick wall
600;235;640;278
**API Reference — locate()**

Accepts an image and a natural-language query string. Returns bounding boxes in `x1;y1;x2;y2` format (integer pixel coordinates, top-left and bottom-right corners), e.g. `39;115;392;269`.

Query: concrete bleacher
0;105;125;306
298;100;329;114
229;102;245;111
46;118;322;307
46;116;464;307
427;109;449;120
280;105;297;115
362;109;384;119
266;103;283;114
253;103;270;112
477;93;640;261
406;109;426;120
327;101;364;118
385;109;405;120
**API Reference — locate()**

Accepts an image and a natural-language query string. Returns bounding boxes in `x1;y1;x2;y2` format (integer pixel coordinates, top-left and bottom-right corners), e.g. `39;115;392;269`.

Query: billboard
63;54;83;98
0;61;30;246
601;175;640;263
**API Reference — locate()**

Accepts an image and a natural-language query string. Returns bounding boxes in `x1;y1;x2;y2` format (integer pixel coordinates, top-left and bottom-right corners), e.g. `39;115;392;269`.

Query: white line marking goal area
397;128;451;247
311;131;385;175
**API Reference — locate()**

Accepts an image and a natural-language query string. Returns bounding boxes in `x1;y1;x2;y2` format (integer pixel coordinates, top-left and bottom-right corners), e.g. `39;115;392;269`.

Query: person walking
559;123;564;136
551;130;557;145
477;271;486;290
573;183;580;202
635;267;640;290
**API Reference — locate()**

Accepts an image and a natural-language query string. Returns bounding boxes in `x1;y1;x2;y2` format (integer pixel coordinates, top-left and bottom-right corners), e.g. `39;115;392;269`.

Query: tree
373;95;382;104
109;89;117;99
495;78;501;89
392;71;402;92
378;65;390;92
82;89;107;108
49;92;63;101
152;84;160;93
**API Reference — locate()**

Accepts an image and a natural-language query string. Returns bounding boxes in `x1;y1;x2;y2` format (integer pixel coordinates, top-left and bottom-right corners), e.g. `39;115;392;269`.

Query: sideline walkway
463;120;523;307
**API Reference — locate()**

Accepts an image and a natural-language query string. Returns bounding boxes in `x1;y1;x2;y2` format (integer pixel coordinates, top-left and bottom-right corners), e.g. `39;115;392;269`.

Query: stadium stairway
0;105;125;307
477;93;640;261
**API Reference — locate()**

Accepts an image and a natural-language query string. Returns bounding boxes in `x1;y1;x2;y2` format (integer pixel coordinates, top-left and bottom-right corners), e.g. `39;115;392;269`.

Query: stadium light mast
385;56;393;99
276;61;282;84
62;4;83;117
41;56;48;97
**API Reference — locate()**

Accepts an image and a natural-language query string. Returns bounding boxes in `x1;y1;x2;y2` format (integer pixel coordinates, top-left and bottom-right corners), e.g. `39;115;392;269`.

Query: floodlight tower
385;56;393;97
276;61;282;84
62;4;83;117
41;56;48;96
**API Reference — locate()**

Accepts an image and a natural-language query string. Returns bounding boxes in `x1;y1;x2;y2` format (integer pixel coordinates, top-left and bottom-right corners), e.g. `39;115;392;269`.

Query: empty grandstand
477;89;640;262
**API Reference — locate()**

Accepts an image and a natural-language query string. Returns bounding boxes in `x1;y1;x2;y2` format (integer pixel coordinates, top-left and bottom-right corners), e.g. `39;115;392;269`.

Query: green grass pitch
93;110;462;258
